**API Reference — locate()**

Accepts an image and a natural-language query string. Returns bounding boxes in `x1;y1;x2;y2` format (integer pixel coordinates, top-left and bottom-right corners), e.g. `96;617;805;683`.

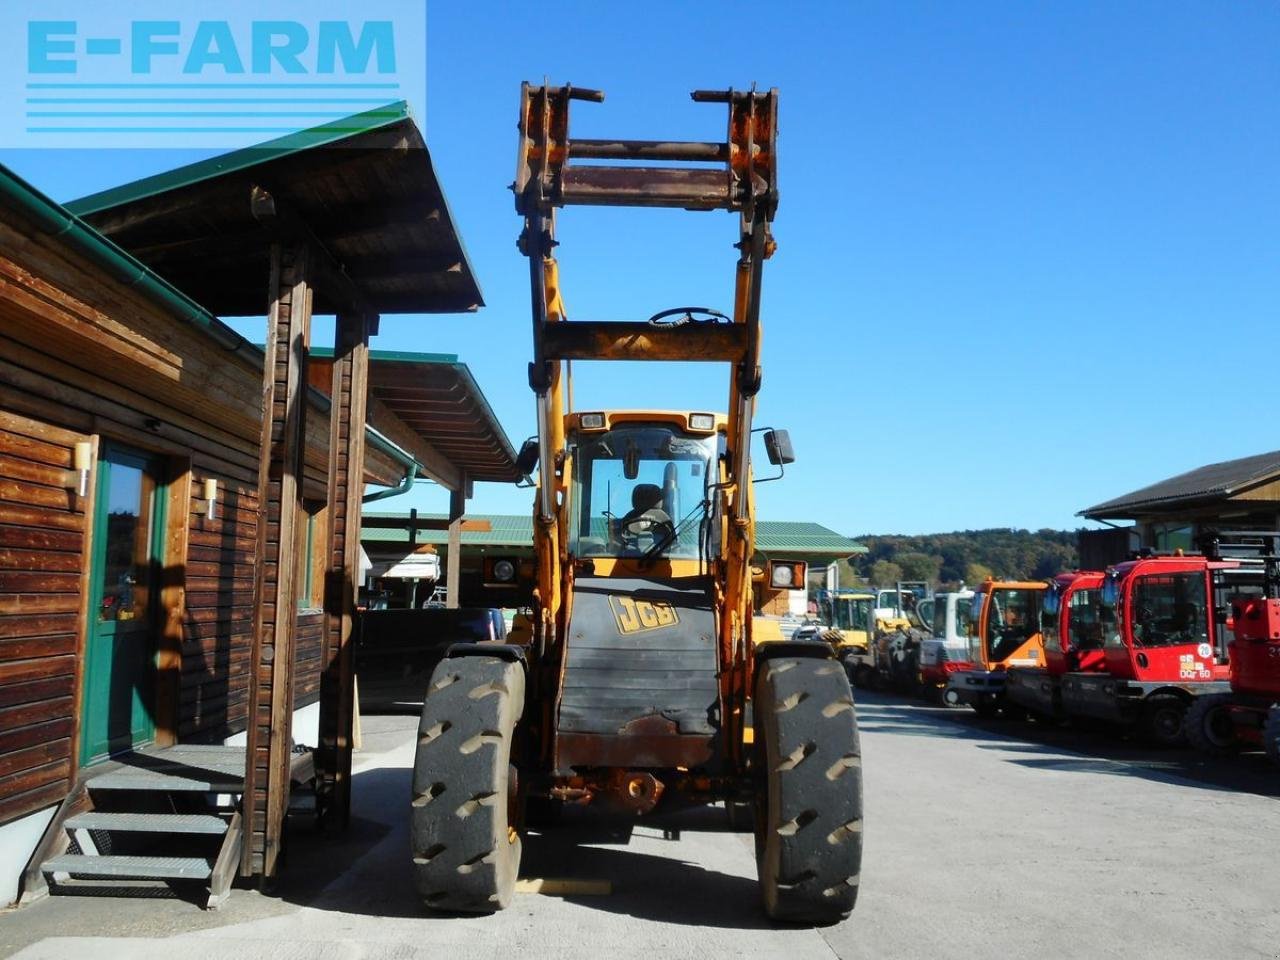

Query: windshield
935;596;973;639
833;598;873;631
570;425;718;560
1067;587;1105;651
1130;572;1207;648
985;588;1040;661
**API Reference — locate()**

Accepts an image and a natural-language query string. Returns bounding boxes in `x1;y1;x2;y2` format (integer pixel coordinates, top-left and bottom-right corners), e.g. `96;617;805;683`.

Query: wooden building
1079;450;1280;566
0;106;518;905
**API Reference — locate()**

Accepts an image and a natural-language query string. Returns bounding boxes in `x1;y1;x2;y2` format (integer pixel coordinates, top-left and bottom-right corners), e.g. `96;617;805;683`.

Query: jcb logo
610;596;679;634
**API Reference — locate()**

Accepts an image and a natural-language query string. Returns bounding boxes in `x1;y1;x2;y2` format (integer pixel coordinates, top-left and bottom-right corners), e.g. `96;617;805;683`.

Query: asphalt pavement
4;692;1279;960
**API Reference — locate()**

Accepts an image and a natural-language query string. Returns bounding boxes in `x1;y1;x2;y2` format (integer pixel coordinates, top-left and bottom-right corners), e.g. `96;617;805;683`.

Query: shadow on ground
855;689;1280;799
275;765;771;928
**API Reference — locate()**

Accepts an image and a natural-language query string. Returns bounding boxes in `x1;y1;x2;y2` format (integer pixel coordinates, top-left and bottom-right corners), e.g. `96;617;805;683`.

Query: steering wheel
622;513;674;541
647;306;731;327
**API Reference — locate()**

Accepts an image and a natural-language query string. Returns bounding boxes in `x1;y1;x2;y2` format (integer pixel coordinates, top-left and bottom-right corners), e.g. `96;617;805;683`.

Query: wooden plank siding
0;411;85;825
0;208;390;829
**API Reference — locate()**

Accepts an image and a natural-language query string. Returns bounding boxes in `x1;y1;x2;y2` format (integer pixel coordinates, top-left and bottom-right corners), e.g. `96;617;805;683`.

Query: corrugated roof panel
1081;449;1280;518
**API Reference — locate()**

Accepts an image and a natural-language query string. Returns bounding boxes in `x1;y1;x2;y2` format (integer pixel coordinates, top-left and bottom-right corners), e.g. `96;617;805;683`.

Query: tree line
837;528;1081;588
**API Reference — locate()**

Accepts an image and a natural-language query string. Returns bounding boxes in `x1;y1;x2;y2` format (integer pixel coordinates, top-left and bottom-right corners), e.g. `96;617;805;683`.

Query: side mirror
1042;587;1061;616
515;438;539;477
763;429;795;466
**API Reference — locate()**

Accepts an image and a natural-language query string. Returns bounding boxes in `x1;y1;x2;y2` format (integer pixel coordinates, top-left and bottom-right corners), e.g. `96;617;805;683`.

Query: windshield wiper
639;497;710;569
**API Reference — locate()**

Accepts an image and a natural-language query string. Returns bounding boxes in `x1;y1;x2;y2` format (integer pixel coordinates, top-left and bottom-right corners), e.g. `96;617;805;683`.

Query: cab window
1130;572;1207;647
1067;588;1105;650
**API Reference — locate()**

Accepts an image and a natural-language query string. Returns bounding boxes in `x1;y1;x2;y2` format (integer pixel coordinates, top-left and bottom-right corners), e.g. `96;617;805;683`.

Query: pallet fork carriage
408;84;863;924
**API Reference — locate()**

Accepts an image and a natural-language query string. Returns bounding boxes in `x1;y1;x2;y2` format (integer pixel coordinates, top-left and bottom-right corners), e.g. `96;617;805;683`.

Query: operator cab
967;581;1046;669
567;411;723;569
1040;571;1106;674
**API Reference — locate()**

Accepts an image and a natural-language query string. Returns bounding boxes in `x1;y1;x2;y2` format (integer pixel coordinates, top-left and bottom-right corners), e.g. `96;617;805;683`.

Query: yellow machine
408;83;862;924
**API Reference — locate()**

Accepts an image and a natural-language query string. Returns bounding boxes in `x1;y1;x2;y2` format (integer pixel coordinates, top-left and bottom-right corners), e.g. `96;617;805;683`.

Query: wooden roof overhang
67;102;482;317
308;350;521;487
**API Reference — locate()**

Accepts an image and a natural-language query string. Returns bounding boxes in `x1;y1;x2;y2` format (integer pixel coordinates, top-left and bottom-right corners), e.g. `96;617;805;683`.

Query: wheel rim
1152;706;1182;740
1205;706;1236;748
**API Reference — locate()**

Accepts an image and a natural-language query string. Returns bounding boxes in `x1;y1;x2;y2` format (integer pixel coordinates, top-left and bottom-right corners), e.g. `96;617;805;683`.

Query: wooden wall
0;411;86;825
0;204;405;825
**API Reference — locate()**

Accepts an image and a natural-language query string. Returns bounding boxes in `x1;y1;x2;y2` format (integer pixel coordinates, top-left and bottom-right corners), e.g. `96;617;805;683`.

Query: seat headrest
631;483;663;511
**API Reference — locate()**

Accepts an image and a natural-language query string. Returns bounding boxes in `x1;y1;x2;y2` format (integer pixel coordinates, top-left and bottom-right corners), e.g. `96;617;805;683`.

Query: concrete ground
4;692;1280;960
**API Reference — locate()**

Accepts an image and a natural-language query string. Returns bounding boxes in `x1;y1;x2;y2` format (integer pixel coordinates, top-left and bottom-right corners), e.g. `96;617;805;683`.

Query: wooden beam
250;185;375;322
318;311;371;830
242;241;311;880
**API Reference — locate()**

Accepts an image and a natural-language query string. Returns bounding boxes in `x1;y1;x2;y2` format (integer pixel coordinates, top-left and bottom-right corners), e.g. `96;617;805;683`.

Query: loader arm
513;83;778;763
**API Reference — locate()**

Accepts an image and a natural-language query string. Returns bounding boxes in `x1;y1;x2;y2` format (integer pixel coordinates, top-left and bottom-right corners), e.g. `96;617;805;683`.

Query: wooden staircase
24;744;311;909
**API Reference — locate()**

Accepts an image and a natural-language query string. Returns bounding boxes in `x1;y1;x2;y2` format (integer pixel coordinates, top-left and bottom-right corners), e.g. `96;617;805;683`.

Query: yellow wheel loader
408;83;862;924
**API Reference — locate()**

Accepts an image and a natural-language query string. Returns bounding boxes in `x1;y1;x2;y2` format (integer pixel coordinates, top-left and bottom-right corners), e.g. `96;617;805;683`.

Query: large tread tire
1141;694;1187;748
1184;693;1238;757
410;656;525;914
1263;706;1280;766
755;657;862;925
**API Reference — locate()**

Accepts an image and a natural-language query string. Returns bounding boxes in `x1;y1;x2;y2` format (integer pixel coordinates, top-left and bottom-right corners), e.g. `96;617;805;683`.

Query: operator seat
620;483;670;529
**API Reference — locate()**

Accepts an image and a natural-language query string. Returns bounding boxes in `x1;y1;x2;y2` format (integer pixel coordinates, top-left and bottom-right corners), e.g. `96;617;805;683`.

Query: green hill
845;529;1080;587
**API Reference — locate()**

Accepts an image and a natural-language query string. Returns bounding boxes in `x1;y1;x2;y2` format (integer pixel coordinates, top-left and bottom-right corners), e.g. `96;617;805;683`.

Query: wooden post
445;480;468;609
242;242;312;879
318;311;372;829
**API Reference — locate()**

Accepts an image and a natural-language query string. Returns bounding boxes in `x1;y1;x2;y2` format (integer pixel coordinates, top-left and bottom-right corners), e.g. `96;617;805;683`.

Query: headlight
580;412;605;429
689;413;715;431
771;565;795;588
493;559;515;582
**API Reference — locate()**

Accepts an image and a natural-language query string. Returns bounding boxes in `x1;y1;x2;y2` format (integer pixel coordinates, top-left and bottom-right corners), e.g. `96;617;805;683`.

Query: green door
81;445;166;765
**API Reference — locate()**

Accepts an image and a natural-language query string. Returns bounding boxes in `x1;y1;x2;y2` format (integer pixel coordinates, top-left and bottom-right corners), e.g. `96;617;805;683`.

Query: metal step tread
88;771;244;793
65;812;229;835
43;854;212;880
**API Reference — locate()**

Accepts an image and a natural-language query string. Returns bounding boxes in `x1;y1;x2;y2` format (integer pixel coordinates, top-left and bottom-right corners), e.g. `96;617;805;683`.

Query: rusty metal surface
554;729;716;771
514;82;778;226
540;321;747;362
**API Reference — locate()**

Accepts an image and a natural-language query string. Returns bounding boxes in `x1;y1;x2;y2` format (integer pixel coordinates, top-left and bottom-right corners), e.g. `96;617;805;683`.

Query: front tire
755;657;862;925
1141;695;1187;748
410;656;525;913
1184;694;1238;756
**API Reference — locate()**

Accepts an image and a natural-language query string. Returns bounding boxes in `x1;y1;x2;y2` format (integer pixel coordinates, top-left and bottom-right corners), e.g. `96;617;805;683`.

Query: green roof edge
66;101;411;216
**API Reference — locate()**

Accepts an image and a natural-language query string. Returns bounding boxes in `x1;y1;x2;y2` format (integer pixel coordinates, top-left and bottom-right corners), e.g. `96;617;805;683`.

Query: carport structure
69;103;520;882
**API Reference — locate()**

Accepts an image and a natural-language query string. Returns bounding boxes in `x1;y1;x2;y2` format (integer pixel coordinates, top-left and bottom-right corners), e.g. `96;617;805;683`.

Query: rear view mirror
763;429;794;466
515;438;539;477
623;440;640;480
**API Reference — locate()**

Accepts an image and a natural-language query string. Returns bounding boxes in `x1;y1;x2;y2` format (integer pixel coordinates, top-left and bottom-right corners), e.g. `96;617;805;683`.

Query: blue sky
3;1;1277;536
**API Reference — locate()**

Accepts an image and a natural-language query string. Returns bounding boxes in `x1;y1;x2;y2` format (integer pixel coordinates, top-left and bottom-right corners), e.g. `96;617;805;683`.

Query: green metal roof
67;102;413;216
755;521;868;556
361;513;866;558
308;347;459;365
66;102;483;316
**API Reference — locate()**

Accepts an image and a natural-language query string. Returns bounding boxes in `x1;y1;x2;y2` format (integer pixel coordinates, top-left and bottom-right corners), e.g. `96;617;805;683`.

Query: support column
318;311;372;829
243;242;312;879
445;479;468;609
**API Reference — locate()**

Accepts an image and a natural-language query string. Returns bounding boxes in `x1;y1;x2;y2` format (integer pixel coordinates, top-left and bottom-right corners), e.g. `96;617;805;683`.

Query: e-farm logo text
1;3;426;148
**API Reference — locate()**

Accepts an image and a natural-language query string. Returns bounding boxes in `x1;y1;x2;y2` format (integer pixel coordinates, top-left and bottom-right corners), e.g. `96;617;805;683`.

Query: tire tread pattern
410;656;524;914
756;657;863;924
